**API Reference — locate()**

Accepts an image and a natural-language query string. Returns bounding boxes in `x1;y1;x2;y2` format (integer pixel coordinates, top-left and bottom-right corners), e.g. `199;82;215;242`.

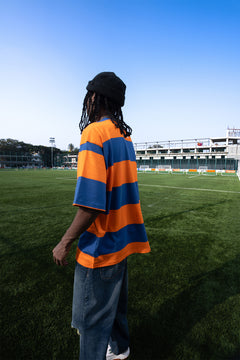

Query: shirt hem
75;241;151;269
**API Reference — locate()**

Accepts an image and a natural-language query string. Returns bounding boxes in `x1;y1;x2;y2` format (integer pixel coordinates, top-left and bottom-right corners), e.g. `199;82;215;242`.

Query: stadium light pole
49;137;55;168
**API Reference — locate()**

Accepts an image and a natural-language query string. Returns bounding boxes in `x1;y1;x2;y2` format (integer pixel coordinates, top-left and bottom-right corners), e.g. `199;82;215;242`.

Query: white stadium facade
134;128;240;174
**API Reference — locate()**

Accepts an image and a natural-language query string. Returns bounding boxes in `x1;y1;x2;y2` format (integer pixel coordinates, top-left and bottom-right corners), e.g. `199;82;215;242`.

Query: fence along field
0;169;240;360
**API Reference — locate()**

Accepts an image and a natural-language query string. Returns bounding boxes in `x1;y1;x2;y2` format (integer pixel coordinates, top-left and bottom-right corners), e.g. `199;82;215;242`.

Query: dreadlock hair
79;91;132;138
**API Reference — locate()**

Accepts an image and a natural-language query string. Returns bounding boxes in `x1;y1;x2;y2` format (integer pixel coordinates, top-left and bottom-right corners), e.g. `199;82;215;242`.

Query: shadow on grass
1;231;239;360
144;199;230;226
131;255;240;360
0;234;77;360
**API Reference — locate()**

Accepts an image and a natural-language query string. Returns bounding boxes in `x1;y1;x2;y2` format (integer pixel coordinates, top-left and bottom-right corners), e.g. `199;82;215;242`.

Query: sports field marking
0;203;72;214
138;183;240;194
188;174;201;179
147;203;158;207
56;177;76;180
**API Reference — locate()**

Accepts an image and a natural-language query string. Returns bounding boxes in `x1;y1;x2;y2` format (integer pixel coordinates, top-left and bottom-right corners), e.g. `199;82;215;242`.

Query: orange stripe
77;150;106;183
73;203;105;212
80;123;103;147
76;241;151;268
87;203;144;237
106;160;138;190
80;119;132;146
96;120;132;144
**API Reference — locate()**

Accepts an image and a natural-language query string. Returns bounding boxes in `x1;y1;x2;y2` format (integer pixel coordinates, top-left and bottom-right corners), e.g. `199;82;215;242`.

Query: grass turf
0;169;240;359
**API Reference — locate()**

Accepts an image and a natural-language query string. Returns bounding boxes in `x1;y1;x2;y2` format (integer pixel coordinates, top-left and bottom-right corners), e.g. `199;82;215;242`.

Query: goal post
198;166;208;172
139;165;150;171
156;165;171;170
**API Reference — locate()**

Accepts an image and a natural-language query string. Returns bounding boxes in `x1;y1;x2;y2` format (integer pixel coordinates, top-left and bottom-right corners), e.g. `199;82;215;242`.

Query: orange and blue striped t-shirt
73;118;150;268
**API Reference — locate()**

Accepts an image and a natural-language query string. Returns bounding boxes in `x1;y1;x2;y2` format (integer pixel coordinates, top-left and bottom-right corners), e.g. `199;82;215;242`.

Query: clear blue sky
0;0;239;150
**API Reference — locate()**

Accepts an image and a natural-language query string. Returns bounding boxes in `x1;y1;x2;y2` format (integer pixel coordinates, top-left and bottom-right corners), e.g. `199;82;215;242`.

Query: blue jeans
72;258;129;360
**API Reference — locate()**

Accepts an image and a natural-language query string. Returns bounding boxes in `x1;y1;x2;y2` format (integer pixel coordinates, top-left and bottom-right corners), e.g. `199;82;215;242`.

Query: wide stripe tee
73;117;150;268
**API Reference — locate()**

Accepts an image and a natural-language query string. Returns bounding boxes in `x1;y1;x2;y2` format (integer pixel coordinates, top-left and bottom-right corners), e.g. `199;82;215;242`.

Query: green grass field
1;169;240;360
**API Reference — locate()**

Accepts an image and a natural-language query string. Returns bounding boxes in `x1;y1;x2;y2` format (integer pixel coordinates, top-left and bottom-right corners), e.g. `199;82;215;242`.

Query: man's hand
52;236;72;266
52;206;100;266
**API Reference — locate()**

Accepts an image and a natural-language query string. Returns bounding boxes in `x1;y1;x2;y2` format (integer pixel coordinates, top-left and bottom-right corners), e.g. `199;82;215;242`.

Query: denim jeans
72;258;129;360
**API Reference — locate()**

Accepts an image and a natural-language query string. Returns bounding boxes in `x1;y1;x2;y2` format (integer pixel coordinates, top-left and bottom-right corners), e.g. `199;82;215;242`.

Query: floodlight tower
49;137;55;168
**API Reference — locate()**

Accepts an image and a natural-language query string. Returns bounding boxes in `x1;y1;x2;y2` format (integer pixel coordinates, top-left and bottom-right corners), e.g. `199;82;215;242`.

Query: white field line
188;174;201;179
56;177;76;180
55;177;240;194
138;183;240;194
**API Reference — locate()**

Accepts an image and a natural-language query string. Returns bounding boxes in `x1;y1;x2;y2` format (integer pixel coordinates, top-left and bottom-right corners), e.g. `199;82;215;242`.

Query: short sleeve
73;124;107;211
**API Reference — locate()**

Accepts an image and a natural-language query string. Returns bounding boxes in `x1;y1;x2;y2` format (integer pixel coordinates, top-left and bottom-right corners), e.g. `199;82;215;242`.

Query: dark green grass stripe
0;203;73;214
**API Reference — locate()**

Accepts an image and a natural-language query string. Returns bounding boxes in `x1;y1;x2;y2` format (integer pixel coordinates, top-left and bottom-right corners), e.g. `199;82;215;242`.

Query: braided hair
79;91;132;138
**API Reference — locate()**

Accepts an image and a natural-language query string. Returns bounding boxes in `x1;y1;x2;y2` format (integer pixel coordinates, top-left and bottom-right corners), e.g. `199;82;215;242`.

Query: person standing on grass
52;72;150;360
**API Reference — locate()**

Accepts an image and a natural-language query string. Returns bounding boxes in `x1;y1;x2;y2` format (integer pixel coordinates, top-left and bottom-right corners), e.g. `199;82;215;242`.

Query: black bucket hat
86;72;126;107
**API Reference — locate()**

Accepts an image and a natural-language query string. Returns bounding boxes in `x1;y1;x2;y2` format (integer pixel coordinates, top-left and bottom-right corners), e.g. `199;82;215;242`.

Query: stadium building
0;152;43;168
134;128;240;173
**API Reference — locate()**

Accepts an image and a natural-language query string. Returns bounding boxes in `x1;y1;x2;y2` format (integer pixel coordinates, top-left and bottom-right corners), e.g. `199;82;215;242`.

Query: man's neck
99;115;109;121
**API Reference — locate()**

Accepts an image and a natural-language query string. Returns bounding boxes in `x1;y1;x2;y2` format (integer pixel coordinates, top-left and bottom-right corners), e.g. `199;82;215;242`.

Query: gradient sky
0;0;239;150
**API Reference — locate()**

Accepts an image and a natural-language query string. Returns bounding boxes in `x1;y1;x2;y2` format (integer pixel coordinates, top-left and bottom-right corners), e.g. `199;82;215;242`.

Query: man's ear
91;93;96;102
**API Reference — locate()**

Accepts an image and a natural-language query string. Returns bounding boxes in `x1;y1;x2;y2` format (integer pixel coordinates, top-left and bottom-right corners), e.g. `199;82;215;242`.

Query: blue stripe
79;142;103;155
78;223;148;257
99;117;109;122
103;137;136;169
106;182;139;211
73;176;106;211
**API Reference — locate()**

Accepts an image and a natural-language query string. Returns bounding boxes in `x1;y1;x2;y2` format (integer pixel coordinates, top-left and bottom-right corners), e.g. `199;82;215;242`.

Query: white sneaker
106;345;130;360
